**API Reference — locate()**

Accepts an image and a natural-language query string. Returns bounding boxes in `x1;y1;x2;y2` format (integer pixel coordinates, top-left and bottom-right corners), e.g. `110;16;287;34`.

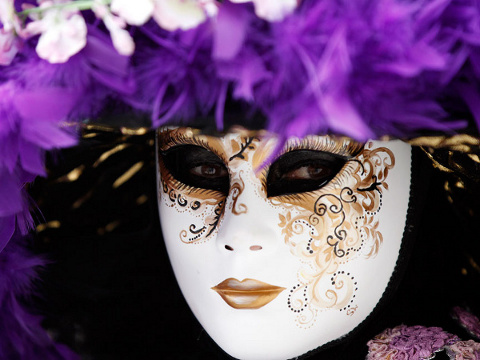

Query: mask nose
224;244;262;252
215;176;278;255
218;225;276;254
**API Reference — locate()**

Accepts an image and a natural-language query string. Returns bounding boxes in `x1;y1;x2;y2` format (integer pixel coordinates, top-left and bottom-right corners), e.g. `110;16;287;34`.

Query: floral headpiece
2;0;480;282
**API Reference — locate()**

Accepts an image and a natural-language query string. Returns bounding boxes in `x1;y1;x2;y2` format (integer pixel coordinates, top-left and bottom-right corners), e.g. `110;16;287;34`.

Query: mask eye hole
160;145;230;195
266;150;348;197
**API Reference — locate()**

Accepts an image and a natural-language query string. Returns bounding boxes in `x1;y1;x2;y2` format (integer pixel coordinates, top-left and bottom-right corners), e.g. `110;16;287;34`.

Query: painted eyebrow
281;136;364;158
157;129;228;163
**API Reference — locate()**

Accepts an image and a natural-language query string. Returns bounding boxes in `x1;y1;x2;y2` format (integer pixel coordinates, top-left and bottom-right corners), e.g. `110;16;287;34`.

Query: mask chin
156;130;425;360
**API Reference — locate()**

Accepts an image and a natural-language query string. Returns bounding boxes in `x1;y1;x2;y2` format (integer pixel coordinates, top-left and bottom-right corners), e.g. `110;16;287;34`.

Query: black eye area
267;150;348;197
160;145;229;194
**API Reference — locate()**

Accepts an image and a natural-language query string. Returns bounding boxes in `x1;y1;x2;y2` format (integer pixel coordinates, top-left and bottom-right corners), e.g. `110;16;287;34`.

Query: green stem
17;0;111;17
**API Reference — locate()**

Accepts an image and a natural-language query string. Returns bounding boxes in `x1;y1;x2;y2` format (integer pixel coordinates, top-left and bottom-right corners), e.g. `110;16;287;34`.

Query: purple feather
212;1;250;61
130;23;223;127
0;1;480;357
0;26;137;359
0;215;15;254
0;232;79;360
0;22;136;253
126;0;480;139
0;169;23;218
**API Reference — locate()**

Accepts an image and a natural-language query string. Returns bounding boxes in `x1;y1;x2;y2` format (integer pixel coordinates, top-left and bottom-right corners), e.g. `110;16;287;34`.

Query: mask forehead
156;127;412;360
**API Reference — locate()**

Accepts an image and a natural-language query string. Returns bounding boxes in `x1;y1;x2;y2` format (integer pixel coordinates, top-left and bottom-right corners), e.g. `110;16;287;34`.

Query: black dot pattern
287;284;309;313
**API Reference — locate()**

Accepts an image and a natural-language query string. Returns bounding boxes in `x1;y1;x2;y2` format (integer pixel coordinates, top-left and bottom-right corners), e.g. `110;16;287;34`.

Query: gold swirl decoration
276;143;395;327
230;172;248;215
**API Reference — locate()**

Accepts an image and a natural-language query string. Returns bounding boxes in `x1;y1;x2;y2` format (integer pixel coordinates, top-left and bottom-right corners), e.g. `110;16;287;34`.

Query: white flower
110;0;218;32
0;0;23;33
197;0;218;17
103;13;135;55
25;2;87;63
152;0;208;31
93;1;135;56
0;0;14;32
110;0;155;26
0;0;24;65
231;0;298;21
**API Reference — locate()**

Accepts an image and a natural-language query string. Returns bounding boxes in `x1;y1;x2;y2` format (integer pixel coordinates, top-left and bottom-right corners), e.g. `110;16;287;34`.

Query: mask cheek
158;165;227;239
272;144;396;322
158;185;225;245
157;172;227;287
158;192;226;315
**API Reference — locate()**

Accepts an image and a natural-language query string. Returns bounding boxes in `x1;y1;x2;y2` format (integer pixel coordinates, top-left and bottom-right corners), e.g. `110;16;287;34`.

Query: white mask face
156;127;412;360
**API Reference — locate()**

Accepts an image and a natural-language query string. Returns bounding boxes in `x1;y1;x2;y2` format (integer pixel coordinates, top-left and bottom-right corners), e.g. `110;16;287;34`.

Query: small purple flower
367;325;460;360
367;326;404;359
452;307;480;340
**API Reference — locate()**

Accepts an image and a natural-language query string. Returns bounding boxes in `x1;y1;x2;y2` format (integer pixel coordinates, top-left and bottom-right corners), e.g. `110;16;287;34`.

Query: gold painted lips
212;278;285;309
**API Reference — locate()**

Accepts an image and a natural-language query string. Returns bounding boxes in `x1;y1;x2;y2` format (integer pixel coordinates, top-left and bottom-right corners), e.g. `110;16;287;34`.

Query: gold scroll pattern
275;143;395;327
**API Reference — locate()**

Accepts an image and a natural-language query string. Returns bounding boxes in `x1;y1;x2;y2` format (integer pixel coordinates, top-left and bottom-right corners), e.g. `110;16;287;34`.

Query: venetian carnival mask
156;127;413;360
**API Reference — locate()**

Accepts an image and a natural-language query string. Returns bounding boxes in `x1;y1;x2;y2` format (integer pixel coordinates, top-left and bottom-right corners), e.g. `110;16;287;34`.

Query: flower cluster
446;340;480;360
452;306;480;340
367;325;459;359
0;0;299;64
368;324;480;360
